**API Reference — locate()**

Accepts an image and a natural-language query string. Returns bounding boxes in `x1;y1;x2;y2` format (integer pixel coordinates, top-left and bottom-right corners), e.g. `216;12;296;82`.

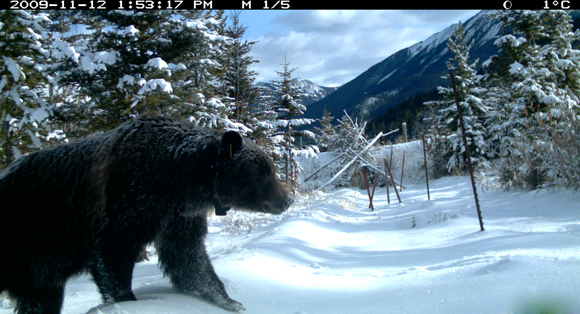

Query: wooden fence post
400;150;406;193
361;166;378;211
384;158;402;203
383;159;391;204
420;133;431;201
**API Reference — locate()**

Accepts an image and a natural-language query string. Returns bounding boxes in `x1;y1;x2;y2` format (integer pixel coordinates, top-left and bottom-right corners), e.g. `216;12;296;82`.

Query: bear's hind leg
11;284;64;314
157;215;245;312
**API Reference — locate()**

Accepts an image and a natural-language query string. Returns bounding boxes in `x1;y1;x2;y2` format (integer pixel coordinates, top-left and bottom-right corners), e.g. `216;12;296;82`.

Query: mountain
294;79;339;106
304;11;502;122
257;79;338;106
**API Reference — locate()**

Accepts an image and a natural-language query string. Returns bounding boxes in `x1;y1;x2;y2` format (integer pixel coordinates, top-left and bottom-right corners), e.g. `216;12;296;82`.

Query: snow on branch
316;129;398;191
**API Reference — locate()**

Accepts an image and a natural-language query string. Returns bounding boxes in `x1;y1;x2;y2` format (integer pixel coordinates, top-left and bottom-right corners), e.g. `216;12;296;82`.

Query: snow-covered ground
3;176;578;314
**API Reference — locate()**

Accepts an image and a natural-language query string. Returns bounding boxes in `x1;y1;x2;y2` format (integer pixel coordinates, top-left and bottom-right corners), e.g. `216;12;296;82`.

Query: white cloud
239;10;480;87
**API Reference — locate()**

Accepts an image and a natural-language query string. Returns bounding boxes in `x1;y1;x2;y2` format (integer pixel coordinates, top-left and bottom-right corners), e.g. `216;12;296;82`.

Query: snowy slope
2;177;578;314
407;23;458;60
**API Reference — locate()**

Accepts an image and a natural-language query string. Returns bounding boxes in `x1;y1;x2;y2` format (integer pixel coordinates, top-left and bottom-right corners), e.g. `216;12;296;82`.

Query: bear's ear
221;131;243;158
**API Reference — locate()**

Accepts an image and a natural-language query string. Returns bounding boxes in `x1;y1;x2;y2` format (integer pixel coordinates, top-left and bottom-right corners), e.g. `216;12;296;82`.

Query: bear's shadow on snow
85;285;217;314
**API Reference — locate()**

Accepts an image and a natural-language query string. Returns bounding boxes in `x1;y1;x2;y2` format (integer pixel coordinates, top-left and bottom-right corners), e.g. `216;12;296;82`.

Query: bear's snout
263;194;294;214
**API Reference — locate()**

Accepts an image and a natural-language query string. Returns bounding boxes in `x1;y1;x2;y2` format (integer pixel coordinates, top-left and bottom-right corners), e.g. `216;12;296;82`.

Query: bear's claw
202;293;246;312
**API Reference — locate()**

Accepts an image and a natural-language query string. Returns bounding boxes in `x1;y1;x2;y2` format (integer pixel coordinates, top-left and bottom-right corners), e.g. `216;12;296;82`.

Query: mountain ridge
303;11;502;122
257;79;338;106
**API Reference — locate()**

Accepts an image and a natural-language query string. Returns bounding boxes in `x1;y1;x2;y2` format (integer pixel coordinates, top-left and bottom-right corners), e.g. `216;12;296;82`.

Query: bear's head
213;131;293;215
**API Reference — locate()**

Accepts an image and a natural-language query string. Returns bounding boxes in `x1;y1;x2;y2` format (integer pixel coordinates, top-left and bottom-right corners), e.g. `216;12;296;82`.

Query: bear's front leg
157;214;245;312
89;236;141;304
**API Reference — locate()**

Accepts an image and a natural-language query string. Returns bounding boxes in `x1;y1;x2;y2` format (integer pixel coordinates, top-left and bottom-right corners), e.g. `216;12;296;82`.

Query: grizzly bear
0;115;293;314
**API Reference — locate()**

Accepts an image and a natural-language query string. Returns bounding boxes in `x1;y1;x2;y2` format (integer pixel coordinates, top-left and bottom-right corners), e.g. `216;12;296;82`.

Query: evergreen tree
45;10;95;139
247;92;279;158
54;10;235;133
428;21;489;173
314;108;336;152
272;59;305;118
182;11;248;132
0;10;52;168
543;11;580;189
265;58;313;185
486;10;580;189
218;11;261;128
482;11;537;187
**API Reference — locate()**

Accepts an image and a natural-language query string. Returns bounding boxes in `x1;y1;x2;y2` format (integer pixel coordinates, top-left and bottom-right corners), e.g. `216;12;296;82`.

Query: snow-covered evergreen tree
52;10;240;134
271;59;306;119
218;11;261;129
488;10;580;189
428;21;489;174
0;10;53;168
262;58;314;187
180;11;248;133
44;11;95;139
481;11;534;188
314;108;336;152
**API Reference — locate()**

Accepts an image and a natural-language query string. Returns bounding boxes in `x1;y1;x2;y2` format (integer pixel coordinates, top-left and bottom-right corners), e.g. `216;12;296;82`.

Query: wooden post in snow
420;133;430;201
361;166;378;211
400;150;406;193
383;159;391;204
384;158;401;203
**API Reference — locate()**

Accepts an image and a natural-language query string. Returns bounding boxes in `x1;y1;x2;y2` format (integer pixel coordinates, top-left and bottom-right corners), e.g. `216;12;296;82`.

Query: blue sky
233;10;481;87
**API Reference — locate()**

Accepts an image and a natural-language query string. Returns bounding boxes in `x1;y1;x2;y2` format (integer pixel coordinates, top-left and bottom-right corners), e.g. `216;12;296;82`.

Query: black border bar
5;0;574;11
